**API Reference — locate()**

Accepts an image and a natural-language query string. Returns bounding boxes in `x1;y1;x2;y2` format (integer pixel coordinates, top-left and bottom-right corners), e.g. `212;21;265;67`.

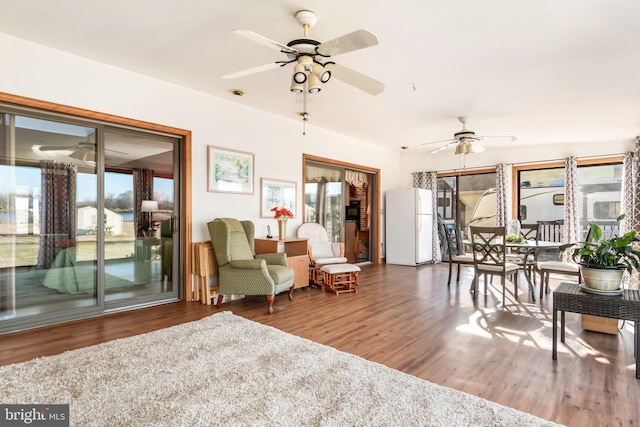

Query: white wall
0;32;404;243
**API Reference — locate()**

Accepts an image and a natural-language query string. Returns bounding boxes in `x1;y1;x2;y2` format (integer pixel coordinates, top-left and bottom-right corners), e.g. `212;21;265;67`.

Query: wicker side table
552;282;640;378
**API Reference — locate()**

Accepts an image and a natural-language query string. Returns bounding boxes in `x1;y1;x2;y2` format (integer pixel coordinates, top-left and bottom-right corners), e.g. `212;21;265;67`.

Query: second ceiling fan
422;117;516;154
222;10;384;95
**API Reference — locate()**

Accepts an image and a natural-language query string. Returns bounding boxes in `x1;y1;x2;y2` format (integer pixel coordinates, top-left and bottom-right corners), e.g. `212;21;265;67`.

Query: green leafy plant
505;234;527;243
560;214;640;272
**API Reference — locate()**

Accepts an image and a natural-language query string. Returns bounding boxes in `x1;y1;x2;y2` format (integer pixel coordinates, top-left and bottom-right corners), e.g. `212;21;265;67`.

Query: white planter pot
580;266;625;291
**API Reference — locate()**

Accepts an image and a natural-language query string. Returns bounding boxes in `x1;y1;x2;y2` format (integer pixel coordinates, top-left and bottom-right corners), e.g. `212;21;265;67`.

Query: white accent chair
296;222;348;286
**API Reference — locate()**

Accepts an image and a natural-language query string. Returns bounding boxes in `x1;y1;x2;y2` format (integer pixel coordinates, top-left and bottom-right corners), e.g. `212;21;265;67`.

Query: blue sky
1;165;173;205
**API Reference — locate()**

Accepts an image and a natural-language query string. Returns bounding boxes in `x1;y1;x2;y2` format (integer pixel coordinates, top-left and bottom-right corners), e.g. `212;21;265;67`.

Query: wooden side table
254;238;309;289
552;282;640;378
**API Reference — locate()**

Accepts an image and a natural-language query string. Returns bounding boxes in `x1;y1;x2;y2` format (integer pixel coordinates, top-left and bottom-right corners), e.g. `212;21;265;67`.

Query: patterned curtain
38;161;77;269
621;139;640;289
134;168;154;238
412;171;440;263
563;156;580;261
495;163;512;227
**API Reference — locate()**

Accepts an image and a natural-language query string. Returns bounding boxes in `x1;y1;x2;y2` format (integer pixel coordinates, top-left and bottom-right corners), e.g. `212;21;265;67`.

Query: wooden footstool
320;264;360;295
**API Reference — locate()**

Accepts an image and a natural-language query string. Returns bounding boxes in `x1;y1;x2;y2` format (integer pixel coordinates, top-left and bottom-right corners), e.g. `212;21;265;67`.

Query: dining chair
506;223;540;284
443;223;474;286
536;219;564;243
537;223;601;298
470;226;520;306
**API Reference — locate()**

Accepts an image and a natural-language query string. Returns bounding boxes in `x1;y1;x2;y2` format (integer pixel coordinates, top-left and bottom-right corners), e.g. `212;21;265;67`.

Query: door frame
0;92;194;300
302;154;381;264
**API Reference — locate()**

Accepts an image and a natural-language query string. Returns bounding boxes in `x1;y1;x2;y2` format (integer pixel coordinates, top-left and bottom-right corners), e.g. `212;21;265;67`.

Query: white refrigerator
385;188;433;266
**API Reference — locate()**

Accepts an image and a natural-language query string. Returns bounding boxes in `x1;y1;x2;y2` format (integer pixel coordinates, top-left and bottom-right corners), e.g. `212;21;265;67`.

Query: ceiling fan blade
232;29;297;55
326;63;384;95
222;62;283;79
316;29;379;57
421;138;457;146
477;135;517;142
68;149;95;162
105;147;128;155
473;143;486;153
430;141;458;154
39;145;78;151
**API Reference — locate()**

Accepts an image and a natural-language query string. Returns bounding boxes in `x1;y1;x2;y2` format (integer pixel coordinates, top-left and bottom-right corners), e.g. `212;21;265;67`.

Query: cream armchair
208;218;295;314
296;222;348;286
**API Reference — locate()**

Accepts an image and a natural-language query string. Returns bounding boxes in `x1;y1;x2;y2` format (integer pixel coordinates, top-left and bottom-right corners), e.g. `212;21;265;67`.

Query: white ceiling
1;0;639;153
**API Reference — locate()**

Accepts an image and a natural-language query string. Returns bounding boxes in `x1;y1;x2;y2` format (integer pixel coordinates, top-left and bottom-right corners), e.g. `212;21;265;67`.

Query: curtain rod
431;152;629;174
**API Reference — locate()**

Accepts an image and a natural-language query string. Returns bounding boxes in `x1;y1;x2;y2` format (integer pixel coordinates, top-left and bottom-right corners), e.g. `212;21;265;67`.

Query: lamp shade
293;63;307;84
307;73;321;93
290;77;304;93
455;139;478;155
141;200;158;212
312;64;331;83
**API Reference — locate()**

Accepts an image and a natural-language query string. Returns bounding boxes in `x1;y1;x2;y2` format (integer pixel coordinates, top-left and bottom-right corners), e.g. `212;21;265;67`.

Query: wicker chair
207;218;295;314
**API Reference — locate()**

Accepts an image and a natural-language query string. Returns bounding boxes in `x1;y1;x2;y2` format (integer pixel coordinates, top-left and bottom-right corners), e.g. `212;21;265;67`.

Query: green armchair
207;218;295;314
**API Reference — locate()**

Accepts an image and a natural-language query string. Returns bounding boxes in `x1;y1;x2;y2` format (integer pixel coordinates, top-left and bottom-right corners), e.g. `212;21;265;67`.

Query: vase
580;266;625;291
278;219;287;240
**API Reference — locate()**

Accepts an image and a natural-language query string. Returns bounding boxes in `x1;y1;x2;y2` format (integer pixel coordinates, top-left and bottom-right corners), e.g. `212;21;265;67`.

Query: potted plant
560;214;640;291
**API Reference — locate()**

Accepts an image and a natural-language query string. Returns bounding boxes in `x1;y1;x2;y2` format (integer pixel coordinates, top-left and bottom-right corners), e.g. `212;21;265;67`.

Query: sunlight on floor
454;281;622;357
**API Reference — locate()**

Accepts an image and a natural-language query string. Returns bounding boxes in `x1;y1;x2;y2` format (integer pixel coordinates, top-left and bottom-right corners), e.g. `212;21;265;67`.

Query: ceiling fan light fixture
290;77;304;93
307;72;321;93
293;63;307;84
312;63;331;83
455;139;477;155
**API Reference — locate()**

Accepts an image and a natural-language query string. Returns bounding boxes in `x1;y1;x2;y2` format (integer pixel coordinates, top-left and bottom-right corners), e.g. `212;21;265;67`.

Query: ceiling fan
422;117;516;154
222;10;384;95
39;141;125;162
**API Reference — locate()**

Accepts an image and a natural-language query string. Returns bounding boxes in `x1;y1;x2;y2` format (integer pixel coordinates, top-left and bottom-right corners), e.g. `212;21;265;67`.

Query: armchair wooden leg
447;263;453;286
215;294;223;308
288;285;295;300
266;294;275;314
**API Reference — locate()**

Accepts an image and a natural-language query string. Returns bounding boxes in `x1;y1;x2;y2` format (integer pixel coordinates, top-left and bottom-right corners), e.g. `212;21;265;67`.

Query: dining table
464;237;563;301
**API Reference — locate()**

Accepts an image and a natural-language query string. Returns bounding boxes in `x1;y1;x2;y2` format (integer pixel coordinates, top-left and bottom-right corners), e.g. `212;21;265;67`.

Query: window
437;171;496;237
516;162;622;239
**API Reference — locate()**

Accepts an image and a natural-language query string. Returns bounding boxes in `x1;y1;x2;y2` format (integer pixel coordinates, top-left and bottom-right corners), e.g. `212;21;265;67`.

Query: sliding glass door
0;107;181;333
1;115;99;323
103;127;179;308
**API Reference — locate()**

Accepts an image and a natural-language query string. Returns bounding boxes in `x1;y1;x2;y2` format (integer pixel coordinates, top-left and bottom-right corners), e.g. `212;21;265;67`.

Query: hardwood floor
1;263;637;426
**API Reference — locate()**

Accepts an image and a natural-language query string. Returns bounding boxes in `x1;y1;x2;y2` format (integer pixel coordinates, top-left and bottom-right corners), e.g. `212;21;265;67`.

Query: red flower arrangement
271;206;293;220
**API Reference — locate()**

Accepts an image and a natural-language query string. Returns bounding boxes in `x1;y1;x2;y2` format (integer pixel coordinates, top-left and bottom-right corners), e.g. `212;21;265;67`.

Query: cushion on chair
477;262;520;274
312;242;336;258
320;264;361;274
451;254;474;263
315;256;348;265
227;224;254;260
538;261;579;273
297;223;329;242
267;265;295;292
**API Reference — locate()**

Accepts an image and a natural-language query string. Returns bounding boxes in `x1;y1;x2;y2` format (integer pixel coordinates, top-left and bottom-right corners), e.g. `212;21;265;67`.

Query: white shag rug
0;312;562;426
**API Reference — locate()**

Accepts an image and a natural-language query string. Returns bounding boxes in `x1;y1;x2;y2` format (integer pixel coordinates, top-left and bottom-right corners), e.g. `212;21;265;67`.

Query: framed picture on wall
260;178;296;218
207;145;255;194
